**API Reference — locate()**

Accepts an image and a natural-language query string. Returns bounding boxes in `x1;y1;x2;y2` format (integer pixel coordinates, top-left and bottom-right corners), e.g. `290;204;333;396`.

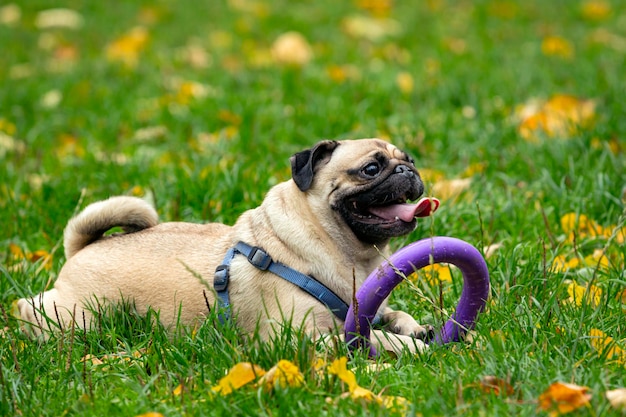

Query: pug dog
17;138;439;354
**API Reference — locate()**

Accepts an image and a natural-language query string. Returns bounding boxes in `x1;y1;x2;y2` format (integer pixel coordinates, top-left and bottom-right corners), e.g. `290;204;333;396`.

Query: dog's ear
290;140;339;191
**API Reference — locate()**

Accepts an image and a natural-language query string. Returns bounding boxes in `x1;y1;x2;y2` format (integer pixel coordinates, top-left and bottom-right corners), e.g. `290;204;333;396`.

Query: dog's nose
394;164;415;177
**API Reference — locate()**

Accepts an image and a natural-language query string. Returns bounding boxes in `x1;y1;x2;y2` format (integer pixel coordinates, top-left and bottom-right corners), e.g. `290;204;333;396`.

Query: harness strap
213;247;236;323
214;242;349;324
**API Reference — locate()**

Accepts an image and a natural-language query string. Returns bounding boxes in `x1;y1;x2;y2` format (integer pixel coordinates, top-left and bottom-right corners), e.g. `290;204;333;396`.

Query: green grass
1;0;626;415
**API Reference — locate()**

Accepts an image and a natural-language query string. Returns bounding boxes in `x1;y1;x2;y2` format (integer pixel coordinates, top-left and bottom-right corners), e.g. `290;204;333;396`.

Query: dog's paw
401;323;434;341
371;330;428;356
383;310;433;340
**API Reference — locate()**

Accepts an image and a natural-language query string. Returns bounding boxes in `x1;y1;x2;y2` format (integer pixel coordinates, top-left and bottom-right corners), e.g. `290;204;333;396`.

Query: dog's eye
361;162;381;178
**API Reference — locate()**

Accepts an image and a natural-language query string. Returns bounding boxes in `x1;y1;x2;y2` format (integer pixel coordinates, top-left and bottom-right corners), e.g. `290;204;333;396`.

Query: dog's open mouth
348;197;440;225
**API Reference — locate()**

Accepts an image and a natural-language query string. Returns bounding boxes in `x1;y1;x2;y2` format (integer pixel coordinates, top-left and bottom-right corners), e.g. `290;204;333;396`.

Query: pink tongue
368;197;440;222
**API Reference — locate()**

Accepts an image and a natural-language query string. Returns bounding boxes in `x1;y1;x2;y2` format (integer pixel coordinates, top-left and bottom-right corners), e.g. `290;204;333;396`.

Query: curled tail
64;196;159;259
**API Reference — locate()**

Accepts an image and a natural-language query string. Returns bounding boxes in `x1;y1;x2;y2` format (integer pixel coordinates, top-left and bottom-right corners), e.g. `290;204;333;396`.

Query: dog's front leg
316;328;427;356
370;329;427;355
380;307;433;340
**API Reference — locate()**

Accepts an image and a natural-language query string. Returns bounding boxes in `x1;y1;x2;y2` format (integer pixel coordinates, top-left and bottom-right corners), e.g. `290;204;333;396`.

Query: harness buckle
247;246;272;271
214;265;230;292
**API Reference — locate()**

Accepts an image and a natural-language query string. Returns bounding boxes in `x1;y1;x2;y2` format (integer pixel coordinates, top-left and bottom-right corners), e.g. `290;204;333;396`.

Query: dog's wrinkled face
291;139;438;244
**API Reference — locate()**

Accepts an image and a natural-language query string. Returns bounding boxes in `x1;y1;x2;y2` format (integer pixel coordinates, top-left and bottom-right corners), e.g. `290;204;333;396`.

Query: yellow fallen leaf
432;178;471;201
10;248;54;271
462;162;486;177
582;249;610;270
132;126;167;142
218;110;242;126
211;362;265;395
581;0;612;20
228;0;269;16
328;357;358;392
566;281;602;308
258;360;304;390
483;243;503;259
175;81;211;104
56;133;85;159
544;95;595;124
341;15;401;42
313;357;327;375
80;354;104;366
355;0;393;17
172;383;184;396
52;44;79;64
0;118;16;135
589;328;609;352
516;95;596;140
208;30;233;49
8;243;25;259
538;382;591;416
443;37;467;54
271;32;313;67
606;388;626;411
326;65;348;83
550;255;580;273
0;4;21;26
418;168;445;184
134;413;165;417
396;72;414;94
35;8;83;30
541;36;574;59
350;385;378;402
591;137;621;155
137;5;163;25
420;263;453;285
607;224;626;244
589;329;626;364
560;213;605;242
99;349;145;364
40;89;62;109
381;395;412;414
105;26;149;67
330;357;411;411
560;213;584;234
340;389;412;413
179;43;210;69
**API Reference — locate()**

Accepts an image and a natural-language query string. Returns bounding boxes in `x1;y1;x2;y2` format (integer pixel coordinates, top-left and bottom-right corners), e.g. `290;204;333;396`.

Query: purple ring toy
344;236;490;357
